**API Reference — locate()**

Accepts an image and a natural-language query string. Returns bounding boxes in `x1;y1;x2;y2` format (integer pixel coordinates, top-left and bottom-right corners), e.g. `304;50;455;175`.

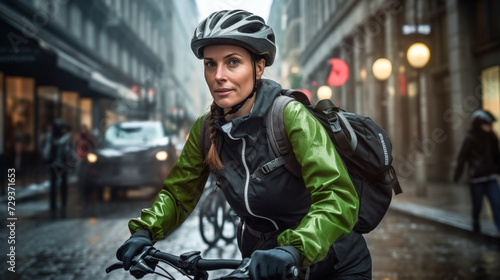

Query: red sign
327;58;349;87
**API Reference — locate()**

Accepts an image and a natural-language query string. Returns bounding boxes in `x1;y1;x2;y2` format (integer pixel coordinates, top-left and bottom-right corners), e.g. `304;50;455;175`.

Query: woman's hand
249;246;300;280
116;230;153;270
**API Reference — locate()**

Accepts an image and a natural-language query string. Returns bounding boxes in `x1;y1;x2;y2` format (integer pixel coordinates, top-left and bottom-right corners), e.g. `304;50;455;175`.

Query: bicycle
198;183;239;246
106;246;301;280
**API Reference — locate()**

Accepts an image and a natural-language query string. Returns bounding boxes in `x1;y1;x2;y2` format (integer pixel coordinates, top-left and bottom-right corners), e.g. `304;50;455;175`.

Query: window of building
61;91;79;137
482;66;500;136
80;98;93;130
121;47;129;75
99;29;108;60
110;37;118;66
84;16;96;50
475;0;500;48
131;1;138;33
6;76;35;155
70;4;82;39
37;86;59;136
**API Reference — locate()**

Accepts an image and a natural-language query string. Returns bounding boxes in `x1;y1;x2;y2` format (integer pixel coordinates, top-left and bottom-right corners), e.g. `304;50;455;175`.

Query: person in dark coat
49;119;74;218
454;109;500;233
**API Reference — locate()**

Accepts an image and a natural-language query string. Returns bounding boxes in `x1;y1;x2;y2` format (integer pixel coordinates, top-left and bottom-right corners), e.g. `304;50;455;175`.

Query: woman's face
203;45;264;117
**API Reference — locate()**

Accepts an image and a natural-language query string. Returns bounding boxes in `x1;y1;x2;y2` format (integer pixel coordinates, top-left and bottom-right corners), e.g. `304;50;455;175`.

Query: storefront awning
0;4;137;101
89;72;138;101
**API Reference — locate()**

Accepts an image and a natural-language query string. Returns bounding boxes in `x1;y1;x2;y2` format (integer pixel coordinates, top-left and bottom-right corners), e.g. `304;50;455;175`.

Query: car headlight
87;153;98;163
155;151;168;161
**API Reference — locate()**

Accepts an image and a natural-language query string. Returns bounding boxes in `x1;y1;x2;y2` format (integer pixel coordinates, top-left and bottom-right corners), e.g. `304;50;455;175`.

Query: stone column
365;26;378;122
353;31;365;114
446;0;477;176
385;7;399;150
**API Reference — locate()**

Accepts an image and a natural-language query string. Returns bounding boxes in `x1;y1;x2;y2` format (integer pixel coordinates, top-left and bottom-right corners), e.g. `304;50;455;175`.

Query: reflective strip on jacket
128;86;359;268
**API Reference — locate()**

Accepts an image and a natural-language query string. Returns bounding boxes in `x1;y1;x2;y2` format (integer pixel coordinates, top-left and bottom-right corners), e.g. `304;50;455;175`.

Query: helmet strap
224;59;259;117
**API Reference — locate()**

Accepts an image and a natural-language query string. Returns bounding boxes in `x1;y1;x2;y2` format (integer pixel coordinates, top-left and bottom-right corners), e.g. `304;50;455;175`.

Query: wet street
1;183;500;280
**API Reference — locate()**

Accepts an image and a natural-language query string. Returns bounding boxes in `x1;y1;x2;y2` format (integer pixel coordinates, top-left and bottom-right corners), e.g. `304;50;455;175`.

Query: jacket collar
215;79;282;141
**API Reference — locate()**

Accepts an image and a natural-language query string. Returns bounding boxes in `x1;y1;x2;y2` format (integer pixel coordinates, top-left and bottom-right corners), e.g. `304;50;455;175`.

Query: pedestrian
48;119;74;218
453;109;500;233
13;120;28;171
75;124;96;161
115;9;371;279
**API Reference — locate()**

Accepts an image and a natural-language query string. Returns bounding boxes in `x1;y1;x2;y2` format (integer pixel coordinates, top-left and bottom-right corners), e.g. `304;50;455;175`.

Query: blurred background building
269;0;500;186
0;0;208;189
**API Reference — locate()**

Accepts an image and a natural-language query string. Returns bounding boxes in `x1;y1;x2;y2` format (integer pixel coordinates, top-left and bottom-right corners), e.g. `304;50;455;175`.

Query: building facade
0;0;203;190
269;0;500;184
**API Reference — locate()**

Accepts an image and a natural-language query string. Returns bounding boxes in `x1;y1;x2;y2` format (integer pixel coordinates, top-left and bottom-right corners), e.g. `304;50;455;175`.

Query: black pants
49;166;68;213
238;224;372;279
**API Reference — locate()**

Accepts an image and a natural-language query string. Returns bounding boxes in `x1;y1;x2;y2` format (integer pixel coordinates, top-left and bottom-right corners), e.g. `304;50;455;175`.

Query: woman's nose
215;65;227;82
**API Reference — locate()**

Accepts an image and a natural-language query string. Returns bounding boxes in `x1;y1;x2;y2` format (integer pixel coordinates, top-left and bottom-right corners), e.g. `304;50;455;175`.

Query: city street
1;181;500;280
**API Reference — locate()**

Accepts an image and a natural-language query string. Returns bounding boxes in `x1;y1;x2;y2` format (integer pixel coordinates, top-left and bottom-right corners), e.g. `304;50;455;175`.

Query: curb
389;201;500;240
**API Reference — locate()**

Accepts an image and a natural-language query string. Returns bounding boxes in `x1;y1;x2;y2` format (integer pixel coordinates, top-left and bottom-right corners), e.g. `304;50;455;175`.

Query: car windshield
104;122;164;145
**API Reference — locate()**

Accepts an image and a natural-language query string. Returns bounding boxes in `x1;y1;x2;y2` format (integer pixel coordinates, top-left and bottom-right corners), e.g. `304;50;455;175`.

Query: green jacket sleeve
277;101;359;268
128;115;210;242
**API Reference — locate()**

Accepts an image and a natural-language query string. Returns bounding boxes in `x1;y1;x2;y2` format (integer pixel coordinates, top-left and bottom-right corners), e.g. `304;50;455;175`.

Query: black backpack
200;89;403;234
265;89;402;233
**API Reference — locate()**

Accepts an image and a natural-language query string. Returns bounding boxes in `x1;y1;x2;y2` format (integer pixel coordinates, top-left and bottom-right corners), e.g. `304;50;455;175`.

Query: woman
116;10;371;279
454;109;500;233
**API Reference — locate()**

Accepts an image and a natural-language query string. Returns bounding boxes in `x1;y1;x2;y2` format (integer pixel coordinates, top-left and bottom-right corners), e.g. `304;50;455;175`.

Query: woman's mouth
214;88;233;96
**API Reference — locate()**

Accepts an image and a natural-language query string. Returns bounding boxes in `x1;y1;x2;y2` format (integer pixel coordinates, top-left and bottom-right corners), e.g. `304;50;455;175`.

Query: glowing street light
407;42;430;68
372;58;392;81
317;85;332;100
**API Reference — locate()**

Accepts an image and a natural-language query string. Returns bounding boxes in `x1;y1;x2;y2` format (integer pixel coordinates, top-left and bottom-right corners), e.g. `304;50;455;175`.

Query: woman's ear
256;58;266;79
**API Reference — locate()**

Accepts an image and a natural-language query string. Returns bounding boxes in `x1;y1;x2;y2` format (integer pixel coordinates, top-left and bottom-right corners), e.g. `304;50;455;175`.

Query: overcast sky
195;0;273;22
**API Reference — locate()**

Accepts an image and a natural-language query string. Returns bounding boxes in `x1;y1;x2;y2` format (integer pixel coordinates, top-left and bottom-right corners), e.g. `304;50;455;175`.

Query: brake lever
129;247;156;279
106;262;124;273
216;258;251;280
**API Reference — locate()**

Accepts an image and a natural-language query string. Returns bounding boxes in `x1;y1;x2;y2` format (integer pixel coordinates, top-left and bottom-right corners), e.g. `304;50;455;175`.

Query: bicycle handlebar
106;246;301;280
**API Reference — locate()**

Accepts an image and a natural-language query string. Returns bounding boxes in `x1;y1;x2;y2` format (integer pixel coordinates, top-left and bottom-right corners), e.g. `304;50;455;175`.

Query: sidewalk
390;179;500;239
2;176;499;239
0;173;77;203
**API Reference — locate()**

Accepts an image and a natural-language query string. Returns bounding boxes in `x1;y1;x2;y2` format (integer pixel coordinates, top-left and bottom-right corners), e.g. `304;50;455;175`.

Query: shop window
482;66;500;136
475;0;500;48
37;86;59;148
80;98;93;130
62;91;79;137
6;77;35;153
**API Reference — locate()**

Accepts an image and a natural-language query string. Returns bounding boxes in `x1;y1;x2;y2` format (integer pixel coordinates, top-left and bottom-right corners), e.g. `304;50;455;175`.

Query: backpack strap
262;93;302;178
314;99;357;156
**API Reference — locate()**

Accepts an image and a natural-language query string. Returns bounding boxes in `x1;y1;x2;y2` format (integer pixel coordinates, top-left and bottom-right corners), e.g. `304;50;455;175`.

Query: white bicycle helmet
191;9;276;66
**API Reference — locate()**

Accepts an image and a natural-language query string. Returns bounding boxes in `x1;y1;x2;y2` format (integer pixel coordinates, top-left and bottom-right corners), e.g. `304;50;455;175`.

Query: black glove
116;229;153;270
248;246;300;280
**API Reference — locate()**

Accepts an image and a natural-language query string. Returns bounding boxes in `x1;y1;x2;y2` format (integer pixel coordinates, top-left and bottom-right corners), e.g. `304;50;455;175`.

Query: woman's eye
204;61;215;68
228;59;240;66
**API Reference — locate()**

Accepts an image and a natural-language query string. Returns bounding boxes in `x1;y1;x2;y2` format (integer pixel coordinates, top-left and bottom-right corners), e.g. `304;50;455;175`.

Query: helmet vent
221;14;244;29
210;13;224;29
238;23;264;34
267;33;275;43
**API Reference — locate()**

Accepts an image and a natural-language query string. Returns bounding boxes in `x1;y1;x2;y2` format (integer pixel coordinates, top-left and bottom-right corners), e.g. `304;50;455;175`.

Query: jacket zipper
226;131;279;230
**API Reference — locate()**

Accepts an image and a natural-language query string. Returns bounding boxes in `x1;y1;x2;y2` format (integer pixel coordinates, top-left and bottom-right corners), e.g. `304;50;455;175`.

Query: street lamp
406;42;430;198
407;42;430;69
317;85;332;100
372;58;392;81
